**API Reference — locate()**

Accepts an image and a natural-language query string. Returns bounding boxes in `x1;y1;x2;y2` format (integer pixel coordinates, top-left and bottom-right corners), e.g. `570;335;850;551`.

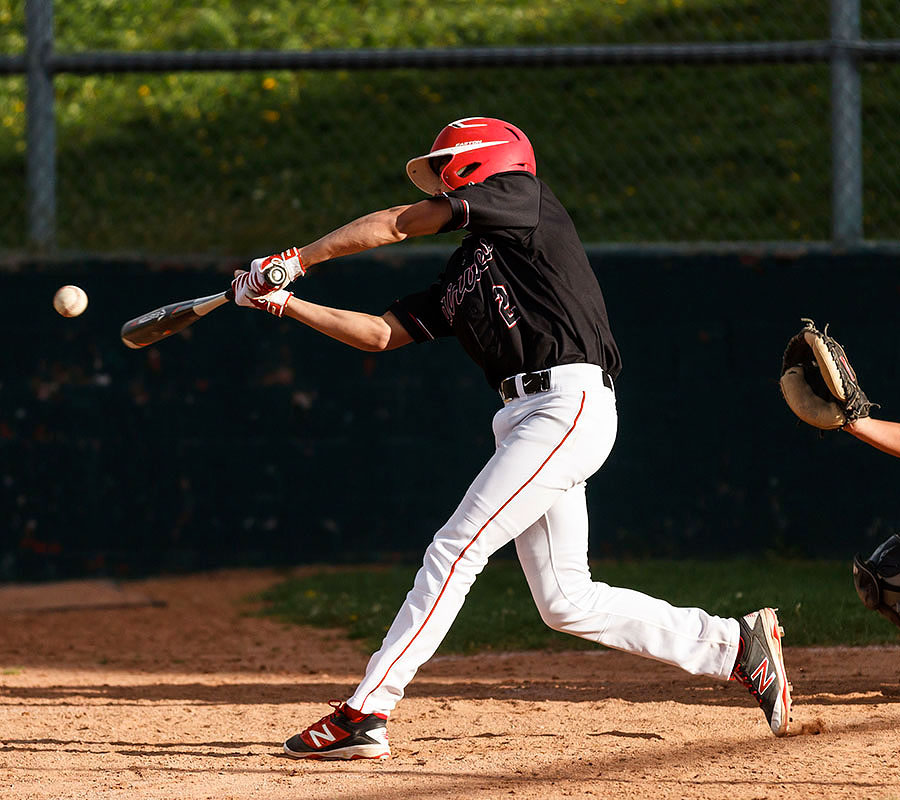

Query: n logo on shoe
751;657;775;693
307;723;337;748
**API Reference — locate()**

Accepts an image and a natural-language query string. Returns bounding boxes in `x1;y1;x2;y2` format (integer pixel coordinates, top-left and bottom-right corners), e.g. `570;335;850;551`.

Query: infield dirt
2;568;899;800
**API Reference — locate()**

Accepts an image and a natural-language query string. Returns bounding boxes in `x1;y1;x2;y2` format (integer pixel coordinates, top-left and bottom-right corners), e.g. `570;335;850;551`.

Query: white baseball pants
348;363;740;715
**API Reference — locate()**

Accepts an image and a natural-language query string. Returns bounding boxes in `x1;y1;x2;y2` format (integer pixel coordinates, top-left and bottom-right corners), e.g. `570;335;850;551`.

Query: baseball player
232;117;792;758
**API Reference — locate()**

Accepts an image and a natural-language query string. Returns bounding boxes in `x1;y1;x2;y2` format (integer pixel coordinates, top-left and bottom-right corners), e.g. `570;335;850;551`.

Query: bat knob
263;263;288;289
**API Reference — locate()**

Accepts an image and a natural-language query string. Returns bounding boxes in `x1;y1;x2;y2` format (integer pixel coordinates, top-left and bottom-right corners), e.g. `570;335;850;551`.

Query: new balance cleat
283;701;390;760
731;607;793;737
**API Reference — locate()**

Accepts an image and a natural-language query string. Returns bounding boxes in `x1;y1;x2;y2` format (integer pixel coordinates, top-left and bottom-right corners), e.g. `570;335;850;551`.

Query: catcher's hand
779;318;875;430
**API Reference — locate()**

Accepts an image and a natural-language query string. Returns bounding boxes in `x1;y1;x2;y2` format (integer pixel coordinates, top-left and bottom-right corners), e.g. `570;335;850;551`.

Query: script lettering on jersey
441;238;494;325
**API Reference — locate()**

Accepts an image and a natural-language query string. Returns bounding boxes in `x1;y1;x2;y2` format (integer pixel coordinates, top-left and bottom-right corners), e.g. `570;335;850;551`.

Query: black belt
498;368;612;402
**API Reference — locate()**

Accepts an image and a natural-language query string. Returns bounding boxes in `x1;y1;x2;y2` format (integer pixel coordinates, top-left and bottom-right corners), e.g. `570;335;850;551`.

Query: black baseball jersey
389;172;621;391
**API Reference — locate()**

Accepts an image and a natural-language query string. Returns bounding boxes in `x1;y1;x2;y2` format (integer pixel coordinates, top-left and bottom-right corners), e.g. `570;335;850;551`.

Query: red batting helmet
406;117;537;195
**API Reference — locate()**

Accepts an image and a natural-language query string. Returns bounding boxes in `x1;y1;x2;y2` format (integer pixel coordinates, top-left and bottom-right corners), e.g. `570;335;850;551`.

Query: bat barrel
120;291;231;349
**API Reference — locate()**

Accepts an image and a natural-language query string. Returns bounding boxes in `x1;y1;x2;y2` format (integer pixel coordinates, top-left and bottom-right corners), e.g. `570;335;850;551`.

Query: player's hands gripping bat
120;263;288;349
254;246;306;282
231;270;293;317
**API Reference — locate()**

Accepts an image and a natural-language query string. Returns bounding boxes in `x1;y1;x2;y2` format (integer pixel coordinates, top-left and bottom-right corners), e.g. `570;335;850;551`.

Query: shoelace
729;636;765;704
302;700;348;738
731;663;762;701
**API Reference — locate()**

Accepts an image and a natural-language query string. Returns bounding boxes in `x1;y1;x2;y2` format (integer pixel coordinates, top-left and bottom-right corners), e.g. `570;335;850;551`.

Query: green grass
1;1;899;253
254;558;900;655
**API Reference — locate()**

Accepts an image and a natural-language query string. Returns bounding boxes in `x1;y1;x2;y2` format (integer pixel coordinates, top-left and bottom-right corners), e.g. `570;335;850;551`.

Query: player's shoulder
441;172;546;233
483;171;542;191
447;171;540;197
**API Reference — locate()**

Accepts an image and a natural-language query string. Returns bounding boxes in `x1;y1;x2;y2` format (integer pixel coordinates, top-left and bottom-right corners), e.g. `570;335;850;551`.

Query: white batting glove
231;270;293;317
251;246;306;287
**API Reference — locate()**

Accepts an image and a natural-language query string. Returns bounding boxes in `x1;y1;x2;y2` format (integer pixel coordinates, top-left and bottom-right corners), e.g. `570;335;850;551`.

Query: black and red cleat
731;607;793;737
283;701;390;760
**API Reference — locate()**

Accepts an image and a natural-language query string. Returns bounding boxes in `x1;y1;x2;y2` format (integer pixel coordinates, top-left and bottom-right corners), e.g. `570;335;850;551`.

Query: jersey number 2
492;285;520;329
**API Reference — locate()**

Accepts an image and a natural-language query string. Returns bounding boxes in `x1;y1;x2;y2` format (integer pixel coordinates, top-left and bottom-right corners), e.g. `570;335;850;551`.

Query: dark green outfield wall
3;248;899;580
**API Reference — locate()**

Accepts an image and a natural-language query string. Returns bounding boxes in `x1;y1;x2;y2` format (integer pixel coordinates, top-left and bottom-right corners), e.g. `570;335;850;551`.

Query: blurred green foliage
1;1;899;253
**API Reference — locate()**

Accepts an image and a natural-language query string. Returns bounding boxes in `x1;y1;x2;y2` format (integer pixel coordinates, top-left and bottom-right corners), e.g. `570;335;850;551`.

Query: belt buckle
501;370;550;403
522;371;551;396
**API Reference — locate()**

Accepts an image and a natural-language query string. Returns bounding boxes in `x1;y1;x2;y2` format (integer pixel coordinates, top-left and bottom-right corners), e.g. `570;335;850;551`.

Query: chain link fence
1;0;899;255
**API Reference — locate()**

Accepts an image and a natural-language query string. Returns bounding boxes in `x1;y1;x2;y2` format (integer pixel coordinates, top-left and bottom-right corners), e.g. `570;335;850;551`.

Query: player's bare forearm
843;416;900;458
296;199;452;272
282;297;412;352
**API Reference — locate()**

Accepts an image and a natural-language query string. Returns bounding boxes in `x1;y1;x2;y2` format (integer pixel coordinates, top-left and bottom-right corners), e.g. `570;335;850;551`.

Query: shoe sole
283;742;390;760
758;607;793;737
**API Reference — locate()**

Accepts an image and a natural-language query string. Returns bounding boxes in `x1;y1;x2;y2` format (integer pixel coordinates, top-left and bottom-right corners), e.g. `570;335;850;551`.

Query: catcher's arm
843;416;900;458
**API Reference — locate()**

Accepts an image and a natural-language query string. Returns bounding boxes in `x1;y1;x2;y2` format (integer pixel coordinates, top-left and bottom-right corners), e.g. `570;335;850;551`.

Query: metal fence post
830;0;863;247
25;0;56;250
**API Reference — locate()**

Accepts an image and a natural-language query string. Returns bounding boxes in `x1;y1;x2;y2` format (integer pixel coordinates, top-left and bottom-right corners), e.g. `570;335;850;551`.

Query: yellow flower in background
138;85;151;97
262;77;277;91
262;110;281;123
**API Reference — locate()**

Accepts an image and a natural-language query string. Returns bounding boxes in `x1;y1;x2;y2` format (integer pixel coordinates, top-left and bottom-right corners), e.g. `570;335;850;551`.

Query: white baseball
53;285;89;317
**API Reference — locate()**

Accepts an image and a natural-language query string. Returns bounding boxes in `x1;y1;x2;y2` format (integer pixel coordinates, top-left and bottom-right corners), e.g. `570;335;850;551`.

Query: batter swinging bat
120;264;288;349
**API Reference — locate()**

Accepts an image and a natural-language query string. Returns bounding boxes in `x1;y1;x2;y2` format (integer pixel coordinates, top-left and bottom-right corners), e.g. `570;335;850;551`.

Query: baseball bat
120;263;288;349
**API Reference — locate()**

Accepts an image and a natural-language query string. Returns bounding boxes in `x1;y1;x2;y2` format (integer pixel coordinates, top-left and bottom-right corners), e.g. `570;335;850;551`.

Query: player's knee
419;531;488;592
536;597;580;633
534;582;609;633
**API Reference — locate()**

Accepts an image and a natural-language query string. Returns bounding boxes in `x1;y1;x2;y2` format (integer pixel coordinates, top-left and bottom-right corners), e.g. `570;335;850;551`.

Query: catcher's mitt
779;318;875;430
853;534;900;630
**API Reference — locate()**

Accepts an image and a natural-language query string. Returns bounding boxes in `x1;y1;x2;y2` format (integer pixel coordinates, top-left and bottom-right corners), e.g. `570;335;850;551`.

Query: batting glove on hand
252;246;306;286
231;270;293;317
